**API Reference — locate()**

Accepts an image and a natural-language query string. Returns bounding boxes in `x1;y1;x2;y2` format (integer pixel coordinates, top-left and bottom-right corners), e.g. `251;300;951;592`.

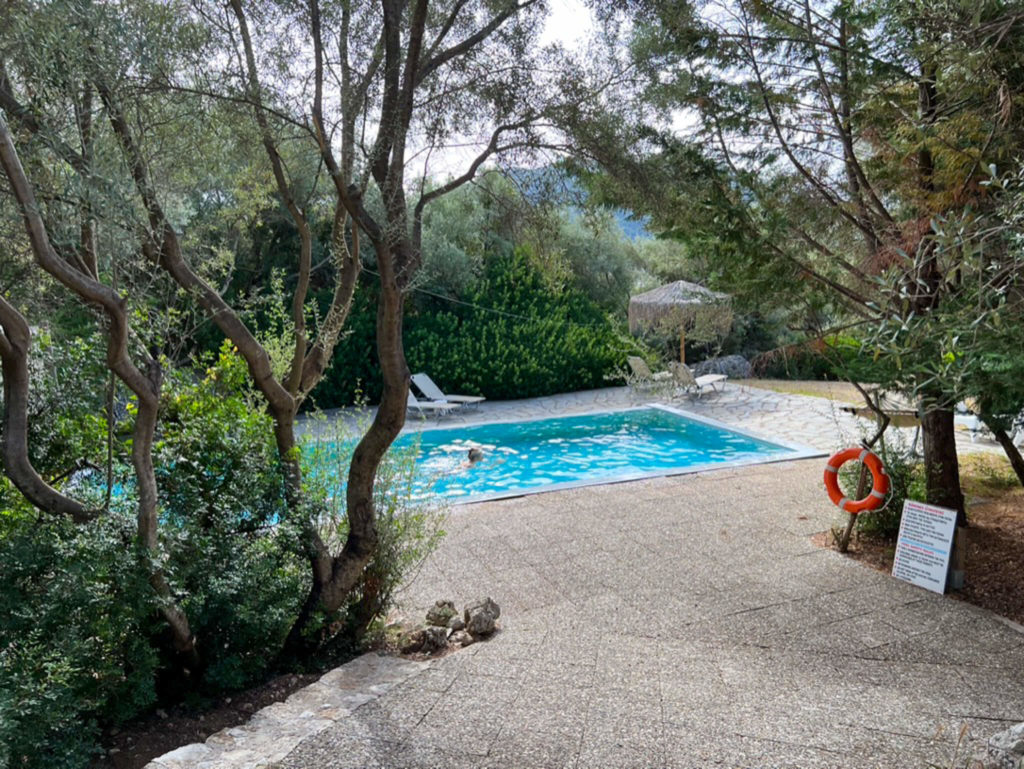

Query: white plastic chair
406;391;461;417
411;373;485;406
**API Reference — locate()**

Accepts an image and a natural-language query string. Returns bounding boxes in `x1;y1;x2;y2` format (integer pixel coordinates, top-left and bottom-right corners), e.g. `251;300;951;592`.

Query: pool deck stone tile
148;385;1022;769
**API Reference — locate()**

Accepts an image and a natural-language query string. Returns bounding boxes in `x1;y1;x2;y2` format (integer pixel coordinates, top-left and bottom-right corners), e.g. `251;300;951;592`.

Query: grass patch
735;379;862;403
960;453;1020;499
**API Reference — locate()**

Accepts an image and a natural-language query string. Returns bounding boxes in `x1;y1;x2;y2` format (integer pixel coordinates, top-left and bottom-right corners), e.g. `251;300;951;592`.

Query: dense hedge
310;249;642;407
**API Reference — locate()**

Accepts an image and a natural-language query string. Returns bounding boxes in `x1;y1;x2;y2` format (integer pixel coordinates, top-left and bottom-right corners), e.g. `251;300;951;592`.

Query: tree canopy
567;0;1024;510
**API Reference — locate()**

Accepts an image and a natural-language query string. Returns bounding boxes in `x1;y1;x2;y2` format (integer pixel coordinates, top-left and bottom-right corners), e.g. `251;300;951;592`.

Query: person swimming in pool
451;445;506;475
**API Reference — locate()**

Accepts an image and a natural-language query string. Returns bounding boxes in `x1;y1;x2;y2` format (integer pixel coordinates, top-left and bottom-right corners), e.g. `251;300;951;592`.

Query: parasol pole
679;329;685;364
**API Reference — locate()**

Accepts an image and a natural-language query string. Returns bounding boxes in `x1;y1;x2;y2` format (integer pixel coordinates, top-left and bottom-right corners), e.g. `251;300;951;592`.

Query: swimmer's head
467;447;484;463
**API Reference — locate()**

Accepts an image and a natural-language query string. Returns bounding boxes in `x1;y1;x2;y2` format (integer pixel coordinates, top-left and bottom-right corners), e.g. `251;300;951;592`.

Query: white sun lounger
411;373;485;406
669;362;727;397
954;402;1024;446
407;391;461;416
954;406;984;442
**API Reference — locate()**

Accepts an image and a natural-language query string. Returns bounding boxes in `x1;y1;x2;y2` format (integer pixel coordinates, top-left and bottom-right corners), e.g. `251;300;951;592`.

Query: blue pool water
384;406;810;503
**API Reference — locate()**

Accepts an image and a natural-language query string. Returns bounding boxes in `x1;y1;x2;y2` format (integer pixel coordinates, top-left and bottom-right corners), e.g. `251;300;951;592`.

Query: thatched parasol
628;280;732;363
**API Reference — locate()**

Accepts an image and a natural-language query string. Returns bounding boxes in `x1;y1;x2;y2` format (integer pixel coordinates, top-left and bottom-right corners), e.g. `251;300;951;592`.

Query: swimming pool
389;405;821;503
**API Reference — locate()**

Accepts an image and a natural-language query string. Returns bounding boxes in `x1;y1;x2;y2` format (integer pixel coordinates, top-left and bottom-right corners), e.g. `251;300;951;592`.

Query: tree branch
416;0;540;87
96;83;294;419
792;226;874;284
228;0;314;398
422;0;470;65
299;208;360;396
742;15;884;246
413;118;534;248
0;109;199;665
0;63;87;173
0;293;95;522
801;0;893;226
310;0;383;241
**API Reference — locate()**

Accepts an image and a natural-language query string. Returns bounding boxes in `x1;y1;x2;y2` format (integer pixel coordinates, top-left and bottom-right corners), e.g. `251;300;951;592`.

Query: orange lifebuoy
823;447;890;515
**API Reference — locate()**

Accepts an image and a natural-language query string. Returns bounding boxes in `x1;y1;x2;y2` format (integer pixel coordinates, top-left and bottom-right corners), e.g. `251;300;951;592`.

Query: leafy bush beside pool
0;345;445;768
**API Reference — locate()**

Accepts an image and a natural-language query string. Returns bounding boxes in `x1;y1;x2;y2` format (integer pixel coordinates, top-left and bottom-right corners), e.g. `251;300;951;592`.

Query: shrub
837;431;926;540
0;502;159;769
0;345;448;766
752;334;865;381
154;344;306;696
23;329;112;479
0;342;304;764
718;311;791;360
0;332;153;767
301;418;447;654
360;442;446;629
311;248;643;407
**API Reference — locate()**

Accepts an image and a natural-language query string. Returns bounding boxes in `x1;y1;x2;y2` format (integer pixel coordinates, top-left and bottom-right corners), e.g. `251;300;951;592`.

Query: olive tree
1;0;605;661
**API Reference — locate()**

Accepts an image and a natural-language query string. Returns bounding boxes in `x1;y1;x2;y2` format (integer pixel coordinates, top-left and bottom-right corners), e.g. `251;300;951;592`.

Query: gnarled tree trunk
981;414;1024;487
279;242;406;659
0;296;95;522
0;112;200;671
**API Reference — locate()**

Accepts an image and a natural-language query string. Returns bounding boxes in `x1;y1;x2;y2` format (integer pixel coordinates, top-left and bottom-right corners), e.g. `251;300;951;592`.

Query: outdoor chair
954;402;1024;446
954;402;984;443
626;356;673;390
668;361;727;397
411;373;485;407
406;392;461;417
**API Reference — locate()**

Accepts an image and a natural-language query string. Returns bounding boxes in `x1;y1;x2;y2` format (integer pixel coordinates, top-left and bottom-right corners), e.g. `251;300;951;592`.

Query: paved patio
151;384;1022;769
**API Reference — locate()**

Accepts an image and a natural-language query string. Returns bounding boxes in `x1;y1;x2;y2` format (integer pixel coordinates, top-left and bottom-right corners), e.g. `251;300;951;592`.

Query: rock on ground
693;355;751;379
398;628;426;654
425;600;457;627
464;597;500;637
449;630;475;647
420;626;449;653
976;722;1024;769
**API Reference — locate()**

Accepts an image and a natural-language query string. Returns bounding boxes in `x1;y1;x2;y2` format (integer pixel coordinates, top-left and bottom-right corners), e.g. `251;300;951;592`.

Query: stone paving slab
151;386;1021;769
309;382;1000;458
144;655;429;769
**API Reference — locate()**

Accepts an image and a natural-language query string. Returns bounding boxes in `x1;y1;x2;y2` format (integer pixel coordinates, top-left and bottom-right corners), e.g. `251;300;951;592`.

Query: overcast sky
539;0;594;48
415;0;597;180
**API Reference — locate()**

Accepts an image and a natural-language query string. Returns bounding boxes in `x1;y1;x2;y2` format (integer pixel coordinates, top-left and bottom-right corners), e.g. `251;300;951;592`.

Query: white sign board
891;500;958;594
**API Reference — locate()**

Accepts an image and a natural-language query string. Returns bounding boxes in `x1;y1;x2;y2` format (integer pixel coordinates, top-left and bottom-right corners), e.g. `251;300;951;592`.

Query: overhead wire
359;265;619;330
